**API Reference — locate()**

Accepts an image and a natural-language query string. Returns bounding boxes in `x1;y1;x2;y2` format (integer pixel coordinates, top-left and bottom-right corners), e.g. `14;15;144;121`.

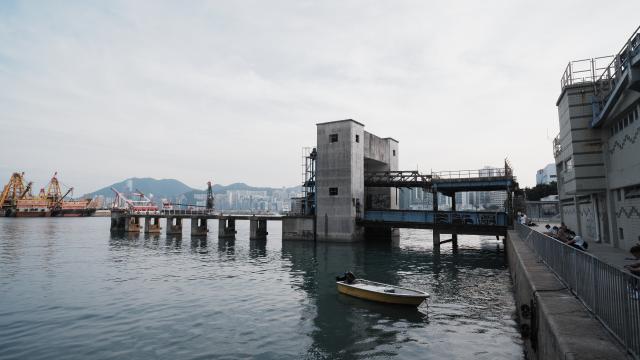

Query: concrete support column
144;217;161;234
432;189;440;251
250;218;268;240
110;211;126;232
166;217;183;235
124;216;141;233
218;218;237;239
451;192;458;249
191;218;208;237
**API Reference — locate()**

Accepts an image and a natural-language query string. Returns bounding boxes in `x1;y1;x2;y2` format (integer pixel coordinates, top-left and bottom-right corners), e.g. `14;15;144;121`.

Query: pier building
283;119;516;245
553;26;640;251
315;120;399;242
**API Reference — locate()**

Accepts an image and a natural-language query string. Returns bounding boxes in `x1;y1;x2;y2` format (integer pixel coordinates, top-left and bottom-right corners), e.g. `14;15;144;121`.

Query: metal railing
553;133;562;158
594;26;640;102
431;167;508;179
516;224;640;359
560;56;613;90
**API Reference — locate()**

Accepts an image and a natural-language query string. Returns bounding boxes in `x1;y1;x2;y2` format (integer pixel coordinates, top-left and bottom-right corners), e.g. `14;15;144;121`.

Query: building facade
315;119;398;241
536;163;557;185
553;27;640;251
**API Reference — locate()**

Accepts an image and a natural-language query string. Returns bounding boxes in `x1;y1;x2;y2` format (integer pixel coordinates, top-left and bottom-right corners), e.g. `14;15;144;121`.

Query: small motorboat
336;273;429;307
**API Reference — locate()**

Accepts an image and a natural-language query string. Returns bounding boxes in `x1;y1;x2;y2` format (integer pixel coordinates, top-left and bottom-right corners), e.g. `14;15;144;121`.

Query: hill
83;177;196;200
84;178;301;202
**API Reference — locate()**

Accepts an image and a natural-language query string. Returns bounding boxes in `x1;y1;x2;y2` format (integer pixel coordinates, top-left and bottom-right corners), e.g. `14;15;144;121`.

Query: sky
1;1;639;195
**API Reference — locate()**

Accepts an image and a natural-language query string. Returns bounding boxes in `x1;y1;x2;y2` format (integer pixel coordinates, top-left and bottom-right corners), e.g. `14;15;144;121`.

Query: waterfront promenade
510;223;639;359
531;222;633;271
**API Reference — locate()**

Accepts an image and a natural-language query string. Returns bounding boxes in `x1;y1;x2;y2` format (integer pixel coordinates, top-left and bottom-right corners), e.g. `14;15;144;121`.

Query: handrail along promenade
516;224;640;359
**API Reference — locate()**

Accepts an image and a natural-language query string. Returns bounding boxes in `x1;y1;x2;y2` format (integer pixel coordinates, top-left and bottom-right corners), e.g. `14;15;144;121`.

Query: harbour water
0;218;524;359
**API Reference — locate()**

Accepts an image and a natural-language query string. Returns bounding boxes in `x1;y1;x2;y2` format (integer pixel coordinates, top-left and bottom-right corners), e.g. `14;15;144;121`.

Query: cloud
1;0;639;193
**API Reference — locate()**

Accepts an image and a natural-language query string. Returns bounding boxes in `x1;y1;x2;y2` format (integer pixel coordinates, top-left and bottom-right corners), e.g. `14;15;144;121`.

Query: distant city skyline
2;1;639;194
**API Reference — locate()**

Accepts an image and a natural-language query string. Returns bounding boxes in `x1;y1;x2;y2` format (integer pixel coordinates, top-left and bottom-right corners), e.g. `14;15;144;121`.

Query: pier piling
218;219;237;239
124;216;141;233
144;217;161;234
249;218;268;240
166;217;183;235
191;218;208;237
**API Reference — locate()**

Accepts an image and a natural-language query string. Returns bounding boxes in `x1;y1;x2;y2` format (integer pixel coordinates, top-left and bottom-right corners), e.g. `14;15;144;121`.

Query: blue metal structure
591;26;640;128
361;209;509;235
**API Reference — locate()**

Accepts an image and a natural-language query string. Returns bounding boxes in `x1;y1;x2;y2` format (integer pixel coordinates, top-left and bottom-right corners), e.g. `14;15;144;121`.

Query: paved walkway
530;221;636;272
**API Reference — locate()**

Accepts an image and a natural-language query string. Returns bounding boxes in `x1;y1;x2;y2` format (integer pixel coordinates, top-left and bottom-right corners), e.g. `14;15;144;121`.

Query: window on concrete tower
330;134;338;143
329;187;338;196
355;134;359;143
619;227;624;240
392;150;396;156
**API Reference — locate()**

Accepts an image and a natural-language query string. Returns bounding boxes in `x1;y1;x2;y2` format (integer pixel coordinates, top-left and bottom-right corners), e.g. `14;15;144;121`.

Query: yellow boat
336;279;429;307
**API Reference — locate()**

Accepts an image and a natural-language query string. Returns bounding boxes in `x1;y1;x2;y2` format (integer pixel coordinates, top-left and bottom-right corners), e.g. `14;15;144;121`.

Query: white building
536;163;557;185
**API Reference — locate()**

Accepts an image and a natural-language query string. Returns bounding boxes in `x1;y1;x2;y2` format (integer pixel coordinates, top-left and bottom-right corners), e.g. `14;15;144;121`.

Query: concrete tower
315;119;398;242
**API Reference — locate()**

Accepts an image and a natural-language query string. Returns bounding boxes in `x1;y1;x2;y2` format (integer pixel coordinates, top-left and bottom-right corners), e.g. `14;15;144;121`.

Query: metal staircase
591;25;640;128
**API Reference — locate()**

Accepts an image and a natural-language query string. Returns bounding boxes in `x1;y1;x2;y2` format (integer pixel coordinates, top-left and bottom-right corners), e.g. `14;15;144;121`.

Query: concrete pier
166;217;183;235
282;216;315;241
249;218;268;240
124;216;141;233
144;217;161;234
191;218;208;237
110;211;126;232
218;218;237;239
506;229;627;359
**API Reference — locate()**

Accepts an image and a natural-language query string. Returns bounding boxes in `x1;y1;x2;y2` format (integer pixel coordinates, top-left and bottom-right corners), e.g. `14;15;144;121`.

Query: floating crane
44;172;63;203
0;172;29;209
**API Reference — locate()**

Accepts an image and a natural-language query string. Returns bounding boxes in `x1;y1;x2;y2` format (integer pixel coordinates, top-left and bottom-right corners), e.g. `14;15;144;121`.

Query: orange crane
44;172;63;203
0;172;29;209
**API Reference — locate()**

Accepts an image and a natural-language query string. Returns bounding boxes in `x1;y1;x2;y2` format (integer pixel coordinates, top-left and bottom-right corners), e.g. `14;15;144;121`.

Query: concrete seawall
506;230;629;359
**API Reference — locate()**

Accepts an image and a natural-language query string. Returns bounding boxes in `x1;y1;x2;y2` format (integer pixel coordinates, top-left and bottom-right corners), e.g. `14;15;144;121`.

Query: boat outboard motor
336;271;356;284
345;271;356;284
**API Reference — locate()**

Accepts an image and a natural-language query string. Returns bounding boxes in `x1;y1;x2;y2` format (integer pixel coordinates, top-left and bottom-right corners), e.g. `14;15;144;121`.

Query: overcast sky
1;1;639;195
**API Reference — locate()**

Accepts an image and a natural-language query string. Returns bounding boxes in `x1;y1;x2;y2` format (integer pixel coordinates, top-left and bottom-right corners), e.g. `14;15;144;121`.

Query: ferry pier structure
283;119;518;248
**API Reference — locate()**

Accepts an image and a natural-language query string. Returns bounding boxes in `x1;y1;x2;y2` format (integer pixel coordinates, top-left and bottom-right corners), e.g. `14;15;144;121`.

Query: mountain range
83;177;300;200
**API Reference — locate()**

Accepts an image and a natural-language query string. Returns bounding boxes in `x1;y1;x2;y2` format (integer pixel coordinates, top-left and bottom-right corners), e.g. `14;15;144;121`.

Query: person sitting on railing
556;224;572;242
543;225;559;237
565;231;588;251
625;245;640;276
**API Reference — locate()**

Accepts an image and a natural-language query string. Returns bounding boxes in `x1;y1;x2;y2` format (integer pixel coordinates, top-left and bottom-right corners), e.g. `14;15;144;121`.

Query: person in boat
336;271;356;284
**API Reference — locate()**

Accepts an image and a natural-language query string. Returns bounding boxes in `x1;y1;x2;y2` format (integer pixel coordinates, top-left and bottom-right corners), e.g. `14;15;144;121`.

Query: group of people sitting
543;222;589;251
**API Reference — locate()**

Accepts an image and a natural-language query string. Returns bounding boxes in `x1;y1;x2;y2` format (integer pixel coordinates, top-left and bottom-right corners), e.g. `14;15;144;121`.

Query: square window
329;134;338;143
392;150;396;156
355;134;359;143
329;187;338;196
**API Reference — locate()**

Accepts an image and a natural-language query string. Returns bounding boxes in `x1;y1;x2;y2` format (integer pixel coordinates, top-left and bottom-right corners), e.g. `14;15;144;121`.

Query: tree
523;181;558;201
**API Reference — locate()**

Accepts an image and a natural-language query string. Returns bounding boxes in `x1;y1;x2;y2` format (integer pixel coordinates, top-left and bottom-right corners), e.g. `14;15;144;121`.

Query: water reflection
218;238;235;257
190;237;208;253
282;232;521;359
249;239;267;258
1;219;523;359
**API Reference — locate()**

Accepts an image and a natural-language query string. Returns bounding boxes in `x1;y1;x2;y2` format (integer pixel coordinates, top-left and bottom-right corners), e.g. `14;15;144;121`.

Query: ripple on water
0;218;523;359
